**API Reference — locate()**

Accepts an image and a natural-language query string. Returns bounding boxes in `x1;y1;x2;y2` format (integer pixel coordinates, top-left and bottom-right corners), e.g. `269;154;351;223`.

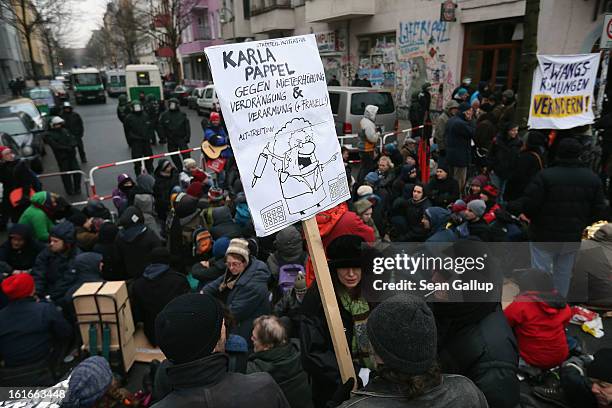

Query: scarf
339;290;375;370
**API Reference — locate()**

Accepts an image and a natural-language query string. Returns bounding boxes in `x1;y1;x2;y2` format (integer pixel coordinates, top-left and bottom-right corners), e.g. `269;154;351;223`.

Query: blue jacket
203;257;271;343
0;298;72;367
445;115;475;167
32;246;81;304
204;125;233;158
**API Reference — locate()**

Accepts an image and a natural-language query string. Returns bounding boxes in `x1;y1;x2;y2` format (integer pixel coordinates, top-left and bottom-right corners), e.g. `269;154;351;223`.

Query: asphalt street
40;96;206;208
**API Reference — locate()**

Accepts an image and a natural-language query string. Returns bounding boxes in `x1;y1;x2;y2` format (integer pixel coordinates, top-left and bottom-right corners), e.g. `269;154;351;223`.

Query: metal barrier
37;170;91;198
88;146;202;197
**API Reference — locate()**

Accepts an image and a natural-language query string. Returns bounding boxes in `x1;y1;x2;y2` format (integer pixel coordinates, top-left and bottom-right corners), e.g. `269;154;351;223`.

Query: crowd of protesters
0;78;611;408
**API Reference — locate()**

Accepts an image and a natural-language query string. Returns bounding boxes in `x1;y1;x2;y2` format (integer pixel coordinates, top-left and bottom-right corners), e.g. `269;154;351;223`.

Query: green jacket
45;127;77;155
159;110;190;144
19;191;55;242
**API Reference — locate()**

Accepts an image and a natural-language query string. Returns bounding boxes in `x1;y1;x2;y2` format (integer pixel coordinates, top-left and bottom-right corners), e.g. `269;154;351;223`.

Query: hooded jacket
210;206;242;240
131;263;189;345
114;206;163;279
390;195;432;242
134;193;162;240
504;292;571;369
18;192;55;242
63;252;103;305
152;353;290;408
0;224;45;270
32;222;82;304
358;105;379;153
267;226;306;279
203;257;272;342
153;159;180;220
425;176;460;208
247;343;313;408
93;222;120;281
112;174;134;212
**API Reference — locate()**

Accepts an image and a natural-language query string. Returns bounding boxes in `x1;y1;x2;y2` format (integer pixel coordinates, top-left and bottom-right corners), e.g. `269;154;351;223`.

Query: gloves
326;377;355;408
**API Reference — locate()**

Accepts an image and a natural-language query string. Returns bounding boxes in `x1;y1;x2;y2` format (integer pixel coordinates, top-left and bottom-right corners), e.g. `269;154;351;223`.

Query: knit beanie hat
456;88;468;97
68;211;88;227
150;247;170;265
50;221;76;244
186;181;204;198
367;294;437;375
213;236;231;259
226;238;250;261
437;161;450;174
353;199;373;216
1;273;34;300
451;199;467;213
458;102;471;113
62;356;113;408
557;137;582;160
481;184;498;198
208;187;224;203
356;185;374;198
365;172;380;186
467;199;486;218
155;293;223;364
587;349;612;383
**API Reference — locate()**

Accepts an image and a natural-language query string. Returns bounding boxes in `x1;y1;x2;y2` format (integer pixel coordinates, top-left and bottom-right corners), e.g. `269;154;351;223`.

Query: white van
125;64;163;102
106;69;126;97
196;84;219;116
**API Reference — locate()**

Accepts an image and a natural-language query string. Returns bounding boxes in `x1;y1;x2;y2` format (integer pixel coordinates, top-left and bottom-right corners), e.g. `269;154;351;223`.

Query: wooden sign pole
302;217;357;385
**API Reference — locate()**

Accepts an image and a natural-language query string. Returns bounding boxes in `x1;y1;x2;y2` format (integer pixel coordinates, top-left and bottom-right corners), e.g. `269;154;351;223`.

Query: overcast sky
67;0;108;48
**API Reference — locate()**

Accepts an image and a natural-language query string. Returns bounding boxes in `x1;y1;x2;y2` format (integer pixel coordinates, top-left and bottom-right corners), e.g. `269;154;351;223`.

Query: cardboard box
134;325;165;363
73;281;136;371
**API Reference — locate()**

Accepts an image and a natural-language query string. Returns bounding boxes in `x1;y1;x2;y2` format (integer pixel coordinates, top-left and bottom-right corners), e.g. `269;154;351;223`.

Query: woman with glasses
202;238;271;349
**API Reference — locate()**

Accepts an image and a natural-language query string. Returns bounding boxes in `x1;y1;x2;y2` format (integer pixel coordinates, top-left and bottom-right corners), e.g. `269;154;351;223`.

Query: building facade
0;20;27;95
178;0;225;87
218;0;608;116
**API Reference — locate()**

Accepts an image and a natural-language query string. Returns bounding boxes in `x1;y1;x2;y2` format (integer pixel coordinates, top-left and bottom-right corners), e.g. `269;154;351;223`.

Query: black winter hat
367;294;437;375
557;137;582;160
527;131;548;149
150;247;170;265
68;211;88;227
155;293;223;364
587;348;612;383
118;206;144;227
327;235;364;269
437;161;450;175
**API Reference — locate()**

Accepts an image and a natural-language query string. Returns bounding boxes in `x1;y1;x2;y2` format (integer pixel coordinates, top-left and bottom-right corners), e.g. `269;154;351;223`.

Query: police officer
159;98;191;169
144;94;160;144
117;94;132;147
60;101;86;163
125;100;154;175
46;117;81;195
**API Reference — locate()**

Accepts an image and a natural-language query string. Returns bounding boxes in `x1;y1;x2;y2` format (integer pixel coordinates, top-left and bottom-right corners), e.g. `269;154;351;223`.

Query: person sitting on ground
266;226;307;285
131;247;190;346
68;211;98;252
18;191;56;242
210;205;242;240
152;293;290;407
559;348;612;408
0;224;45;271
112;173;135;215
61;356;114;408
389;183;432;242
353;198;381;242
463;175;488;203
32;221;81;307
337;294;488;408
480;184;501;224
134;185;163;241
202;238;271;346
422;207;452;242
62;252;104;318
192;236;228;289
0;273;72;386
114;206;162;280
93;222;120;281
300;235;376;407
248;315;313;408
425;163;460;208
274;272;308;339
504;269;571;370
82;198;112;220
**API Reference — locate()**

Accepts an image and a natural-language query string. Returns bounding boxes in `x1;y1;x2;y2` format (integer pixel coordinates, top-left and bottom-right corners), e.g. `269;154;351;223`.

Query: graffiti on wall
396;19;454;116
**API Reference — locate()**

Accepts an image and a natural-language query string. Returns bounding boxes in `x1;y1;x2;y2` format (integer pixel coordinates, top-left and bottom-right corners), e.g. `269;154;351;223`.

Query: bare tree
0;0;71;84
134;0;198;80
103;0;147;65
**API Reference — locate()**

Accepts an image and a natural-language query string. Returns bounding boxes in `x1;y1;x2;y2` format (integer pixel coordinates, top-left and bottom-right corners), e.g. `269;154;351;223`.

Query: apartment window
357;33;396;88
244;0;250;19
461;19;522;92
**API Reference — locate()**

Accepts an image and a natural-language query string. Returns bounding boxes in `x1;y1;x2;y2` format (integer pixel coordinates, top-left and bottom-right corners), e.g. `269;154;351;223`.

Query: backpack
180;209;209;248
277;252;307;294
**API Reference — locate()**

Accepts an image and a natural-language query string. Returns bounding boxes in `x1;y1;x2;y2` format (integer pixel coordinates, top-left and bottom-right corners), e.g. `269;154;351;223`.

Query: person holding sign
299;235;375;408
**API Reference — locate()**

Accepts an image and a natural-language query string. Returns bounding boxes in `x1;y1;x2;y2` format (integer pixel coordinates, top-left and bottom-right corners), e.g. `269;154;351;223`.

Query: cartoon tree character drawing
251;118;337;215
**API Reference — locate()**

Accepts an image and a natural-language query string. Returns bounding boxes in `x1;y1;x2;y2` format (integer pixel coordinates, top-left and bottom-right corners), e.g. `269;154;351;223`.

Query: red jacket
483;203;500;224
305;202;375;287
504;292;571;369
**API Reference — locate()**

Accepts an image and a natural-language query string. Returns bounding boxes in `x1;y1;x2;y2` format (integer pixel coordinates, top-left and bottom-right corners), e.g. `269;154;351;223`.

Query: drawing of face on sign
257;118;338;215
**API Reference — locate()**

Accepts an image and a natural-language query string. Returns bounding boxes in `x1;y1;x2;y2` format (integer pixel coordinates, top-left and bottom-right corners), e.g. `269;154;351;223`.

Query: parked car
172;85;193;105
0;112;44;173
163;81;177;99
25;87;58;115
49;80;69;101
196;84;219;116
187;87;206;110
327;87;398;157
0;98;44;130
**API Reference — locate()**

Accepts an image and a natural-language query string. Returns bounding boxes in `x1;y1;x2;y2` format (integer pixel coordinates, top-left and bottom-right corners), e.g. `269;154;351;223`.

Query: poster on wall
204;35;351;237
528;53;600;129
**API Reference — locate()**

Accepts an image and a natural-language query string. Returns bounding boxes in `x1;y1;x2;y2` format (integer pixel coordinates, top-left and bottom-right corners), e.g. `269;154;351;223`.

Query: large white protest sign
205;35;351;236
528;53;600;129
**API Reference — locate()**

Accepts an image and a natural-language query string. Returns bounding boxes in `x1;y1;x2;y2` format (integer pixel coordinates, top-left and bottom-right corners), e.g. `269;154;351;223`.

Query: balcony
249;0;295;34
193;25;212;41
305;0;375;23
